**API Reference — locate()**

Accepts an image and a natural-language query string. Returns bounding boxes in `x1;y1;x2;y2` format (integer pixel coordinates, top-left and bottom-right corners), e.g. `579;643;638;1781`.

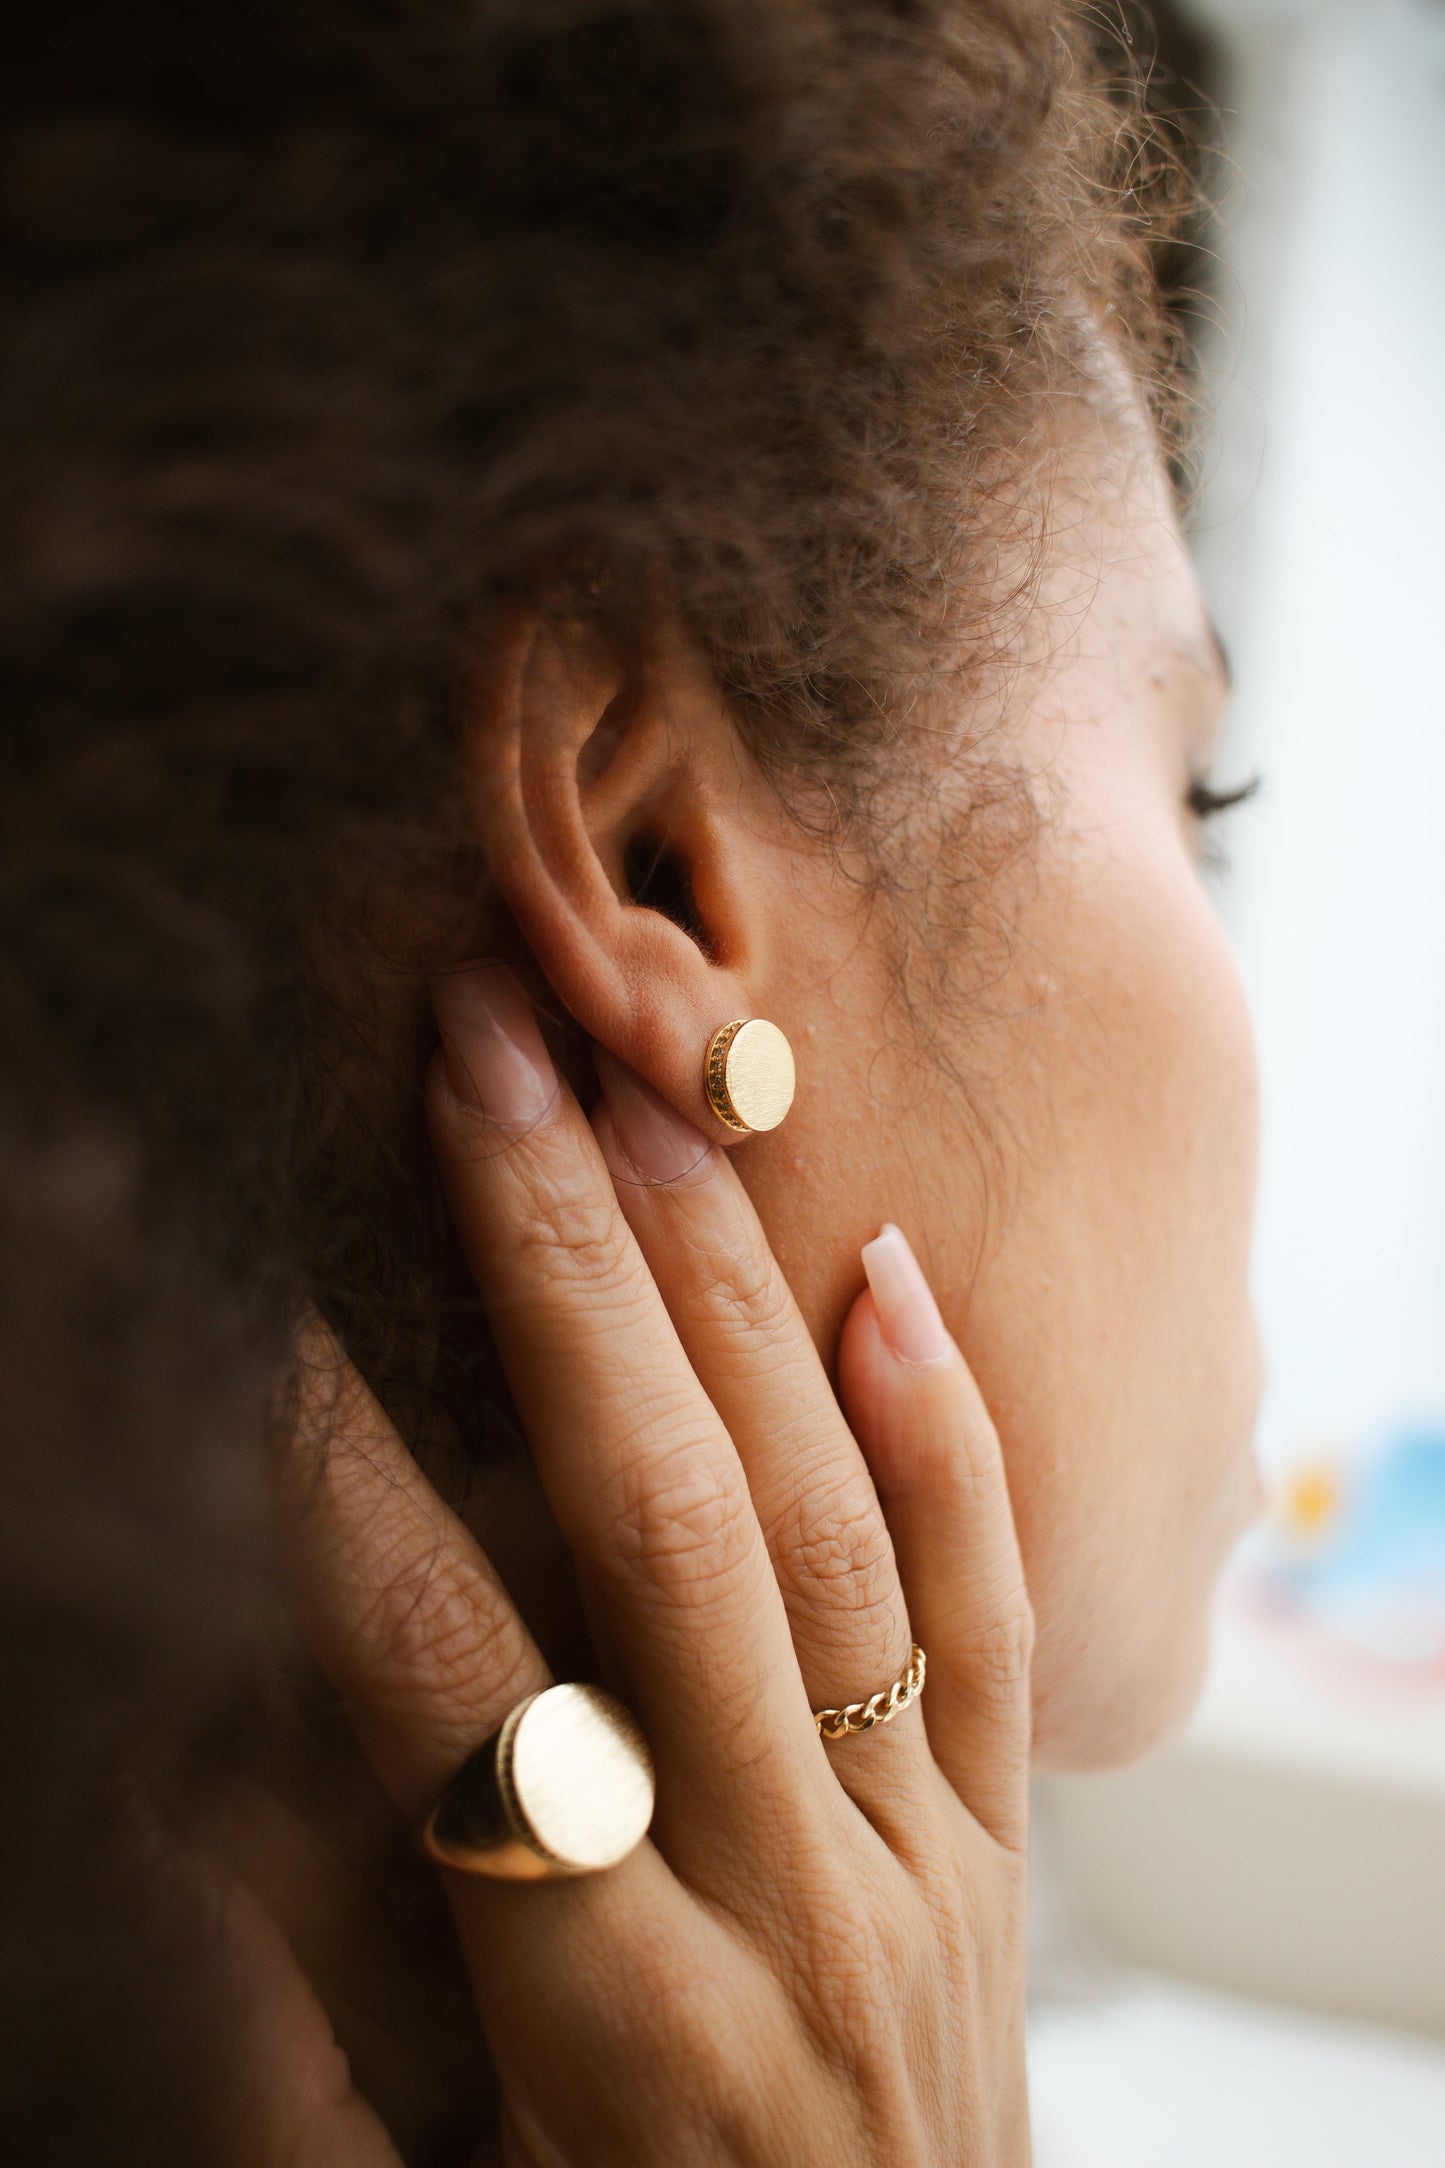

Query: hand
275;965;1034;2166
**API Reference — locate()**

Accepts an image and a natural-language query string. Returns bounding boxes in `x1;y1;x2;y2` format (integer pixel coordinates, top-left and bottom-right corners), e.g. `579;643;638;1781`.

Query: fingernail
862;1223;951;1366
430;965;558;1131
594;1047;713;1186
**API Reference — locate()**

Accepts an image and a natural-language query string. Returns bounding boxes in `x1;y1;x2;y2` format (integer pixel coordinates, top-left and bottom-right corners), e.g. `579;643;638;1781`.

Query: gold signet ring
704;1018;796;1134
423;1683;655;1880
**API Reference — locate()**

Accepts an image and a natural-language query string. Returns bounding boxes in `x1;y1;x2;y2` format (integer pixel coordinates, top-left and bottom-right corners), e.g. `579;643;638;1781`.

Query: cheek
739;814;1263;1769
949;837;1263;1767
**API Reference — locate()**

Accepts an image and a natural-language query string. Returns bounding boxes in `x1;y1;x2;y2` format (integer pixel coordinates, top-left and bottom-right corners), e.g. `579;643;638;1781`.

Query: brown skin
211;417;1262;2162
1;11;1233;2151
465;426;1262;1776
257;1068;1035;2167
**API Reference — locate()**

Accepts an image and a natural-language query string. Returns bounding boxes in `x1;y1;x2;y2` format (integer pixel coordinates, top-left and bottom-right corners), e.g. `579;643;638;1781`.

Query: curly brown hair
1;2;1188;2156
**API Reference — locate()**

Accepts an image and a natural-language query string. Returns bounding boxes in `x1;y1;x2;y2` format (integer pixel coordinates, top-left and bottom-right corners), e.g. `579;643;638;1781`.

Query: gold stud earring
704;1019;796;1135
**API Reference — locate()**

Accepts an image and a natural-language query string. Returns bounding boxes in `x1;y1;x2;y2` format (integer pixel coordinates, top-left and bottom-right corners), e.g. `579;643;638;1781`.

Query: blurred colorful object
1232;1429;1445;1691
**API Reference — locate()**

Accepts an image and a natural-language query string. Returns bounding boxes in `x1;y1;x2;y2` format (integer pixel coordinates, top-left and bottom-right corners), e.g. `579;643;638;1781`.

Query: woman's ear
463;592;784;1133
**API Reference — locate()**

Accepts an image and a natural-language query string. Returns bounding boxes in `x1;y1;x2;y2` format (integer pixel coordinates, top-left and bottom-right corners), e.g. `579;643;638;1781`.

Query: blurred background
1029;1;1445;2160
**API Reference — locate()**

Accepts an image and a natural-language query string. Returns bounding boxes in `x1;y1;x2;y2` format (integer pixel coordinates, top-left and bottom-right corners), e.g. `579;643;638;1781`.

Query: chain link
813;1643;926;1741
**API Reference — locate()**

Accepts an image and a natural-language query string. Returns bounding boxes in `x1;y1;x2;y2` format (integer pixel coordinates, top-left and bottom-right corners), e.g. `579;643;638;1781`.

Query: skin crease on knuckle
351;1527;526;1735
600;1431;761;1613
771;1479;905;1641
494;1157;642;1300
673;1208;798;1351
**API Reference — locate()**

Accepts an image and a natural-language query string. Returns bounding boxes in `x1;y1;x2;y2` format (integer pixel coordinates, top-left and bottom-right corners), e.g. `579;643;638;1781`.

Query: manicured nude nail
862;1223;951;1365
594;1047;713;1186
430;965;557;1131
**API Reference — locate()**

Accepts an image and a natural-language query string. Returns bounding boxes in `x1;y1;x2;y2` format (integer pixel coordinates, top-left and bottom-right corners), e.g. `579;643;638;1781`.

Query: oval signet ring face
424;1684;655;1880
704;1018;796;1134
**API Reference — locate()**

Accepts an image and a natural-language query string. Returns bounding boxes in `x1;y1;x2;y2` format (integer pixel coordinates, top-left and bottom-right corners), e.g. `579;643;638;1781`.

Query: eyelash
1187;771;1262;821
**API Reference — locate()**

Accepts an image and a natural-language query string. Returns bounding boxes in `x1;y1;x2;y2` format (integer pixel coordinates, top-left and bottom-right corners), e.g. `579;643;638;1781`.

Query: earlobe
462;594;781;1135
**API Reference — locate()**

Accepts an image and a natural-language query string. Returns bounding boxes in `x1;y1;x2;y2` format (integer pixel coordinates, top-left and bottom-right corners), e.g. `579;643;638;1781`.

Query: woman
1;1;1261;2159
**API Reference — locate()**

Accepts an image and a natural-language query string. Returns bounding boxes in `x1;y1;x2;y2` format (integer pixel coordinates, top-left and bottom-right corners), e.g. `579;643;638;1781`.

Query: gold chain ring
813;1643;926;1742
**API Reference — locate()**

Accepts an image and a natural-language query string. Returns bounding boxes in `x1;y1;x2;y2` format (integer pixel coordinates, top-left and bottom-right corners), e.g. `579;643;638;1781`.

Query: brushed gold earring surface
704;1018;796;1135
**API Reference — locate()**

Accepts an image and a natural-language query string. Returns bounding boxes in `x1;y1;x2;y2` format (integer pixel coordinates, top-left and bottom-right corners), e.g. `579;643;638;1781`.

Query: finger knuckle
791;1894;909;2070
357;1531;524;1710
606;1440;754;1610
776;1483;901;1631
621;1925;735;2054
687;1243;794;1355
510;1174;638;1291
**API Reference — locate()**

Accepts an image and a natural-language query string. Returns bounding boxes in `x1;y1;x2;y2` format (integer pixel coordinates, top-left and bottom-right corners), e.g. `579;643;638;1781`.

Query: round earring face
705;1018;796;1134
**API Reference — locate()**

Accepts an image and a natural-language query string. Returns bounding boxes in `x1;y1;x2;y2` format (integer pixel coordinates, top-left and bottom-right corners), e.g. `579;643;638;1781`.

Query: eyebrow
1208;617;1234;695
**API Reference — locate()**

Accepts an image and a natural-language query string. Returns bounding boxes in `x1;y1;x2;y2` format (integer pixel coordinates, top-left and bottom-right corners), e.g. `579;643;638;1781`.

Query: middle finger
592;1049;919;1781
